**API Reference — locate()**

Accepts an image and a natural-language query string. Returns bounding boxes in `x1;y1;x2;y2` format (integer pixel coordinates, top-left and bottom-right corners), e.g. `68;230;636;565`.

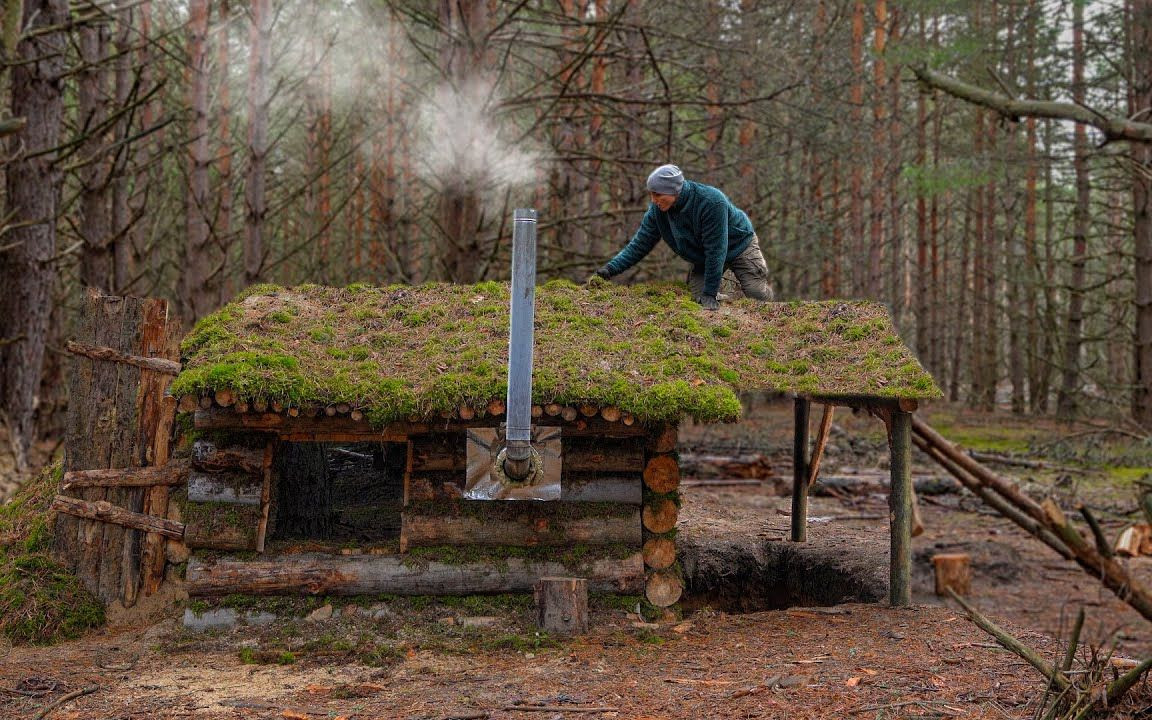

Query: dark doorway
272;441;406;543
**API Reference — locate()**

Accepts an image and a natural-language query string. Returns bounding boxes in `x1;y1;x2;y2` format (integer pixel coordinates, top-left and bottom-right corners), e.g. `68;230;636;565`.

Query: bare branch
911;65;1152;143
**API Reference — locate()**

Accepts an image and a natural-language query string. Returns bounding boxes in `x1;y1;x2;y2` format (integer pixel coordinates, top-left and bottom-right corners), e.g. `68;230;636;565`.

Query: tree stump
932;553;971;596
534;577;589;635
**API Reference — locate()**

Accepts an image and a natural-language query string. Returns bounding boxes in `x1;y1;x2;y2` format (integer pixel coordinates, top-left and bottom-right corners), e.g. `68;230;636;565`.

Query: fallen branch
948;589;1070;692
65;339;181;375
32;685;98;720
913;417;1152;622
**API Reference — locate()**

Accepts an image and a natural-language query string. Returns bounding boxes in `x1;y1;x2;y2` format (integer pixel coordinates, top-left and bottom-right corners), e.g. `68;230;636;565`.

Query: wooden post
534;577;589;635
889;408;913;606
255;441;275;552
932;553;971;596
791;397;811;542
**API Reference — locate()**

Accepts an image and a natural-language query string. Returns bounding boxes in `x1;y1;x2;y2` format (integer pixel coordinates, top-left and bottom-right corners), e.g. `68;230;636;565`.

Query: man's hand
587;265;614;284
696;294;720;311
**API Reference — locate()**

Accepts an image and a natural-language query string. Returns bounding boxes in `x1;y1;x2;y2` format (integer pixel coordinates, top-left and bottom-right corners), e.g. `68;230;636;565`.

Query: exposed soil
2;401;1150;719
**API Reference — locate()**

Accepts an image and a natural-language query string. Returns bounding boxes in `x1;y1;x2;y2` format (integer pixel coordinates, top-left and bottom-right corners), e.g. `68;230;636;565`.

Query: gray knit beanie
646;164;684;195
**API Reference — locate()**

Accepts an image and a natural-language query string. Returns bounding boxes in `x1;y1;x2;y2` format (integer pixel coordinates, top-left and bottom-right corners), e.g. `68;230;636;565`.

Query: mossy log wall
175;408;678;599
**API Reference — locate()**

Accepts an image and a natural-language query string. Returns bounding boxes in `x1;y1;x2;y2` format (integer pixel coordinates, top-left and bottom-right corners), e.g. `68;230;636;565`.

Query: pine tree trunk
78;22;112;291
868;0;887;298
850;0;866;295
245;0;271;286
1058;2;1089;419
182;0;215;321
1131;0;1152;426
0;0;69;468
215;0;234;303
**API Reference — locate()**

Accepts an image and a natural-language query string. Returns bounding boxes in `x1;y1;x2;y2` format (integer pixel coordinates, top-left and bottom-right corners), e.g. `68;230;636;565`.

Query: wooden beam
61;460;189;490
888;409;913;606
256;442;274;552
401;509;642;549
194;408;649;439
65;339;182;375
191;440;265;474
807;404;834;486
791;397;810;542
51;495;185;539
186;552;645;596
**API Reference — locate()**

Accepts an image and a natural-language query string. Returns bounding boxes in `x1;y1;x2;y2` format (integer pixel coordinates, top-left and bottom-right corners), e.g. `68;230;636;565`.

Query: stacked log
642;424;683;608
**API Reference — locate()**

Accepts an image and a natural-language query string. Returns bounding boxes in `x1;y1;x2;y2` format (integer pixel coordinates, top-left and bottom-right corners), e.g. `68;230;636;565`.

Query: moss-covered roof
171;280;941;424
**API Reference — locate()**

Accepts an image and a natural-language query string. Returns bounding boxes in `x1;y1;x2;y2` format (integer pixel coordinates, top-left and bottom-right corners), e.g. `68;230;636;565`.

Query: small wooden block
932;553;971;596
534;576;589;635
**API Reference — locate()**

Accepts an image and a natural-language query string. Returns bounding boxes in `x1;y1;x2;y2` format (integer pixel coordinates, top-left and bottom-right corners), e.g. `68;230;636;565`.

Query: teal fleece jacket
603;180;756;298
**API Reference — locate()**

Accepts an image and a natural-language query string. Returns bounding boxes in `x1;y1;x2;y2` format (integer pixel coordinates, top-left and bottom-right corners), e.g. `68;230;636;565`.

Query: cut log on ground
186;552;645;596
679;452;774;480
932;553;971;596
61;461;189;490
534;577;589;635
1115;524;1152;557
51;495;185;539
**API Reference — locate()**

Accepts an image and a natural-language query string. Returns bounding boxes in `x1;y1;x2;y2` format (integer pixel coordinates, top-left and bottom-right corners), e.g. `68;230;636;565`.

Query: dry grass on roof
170;279;941;424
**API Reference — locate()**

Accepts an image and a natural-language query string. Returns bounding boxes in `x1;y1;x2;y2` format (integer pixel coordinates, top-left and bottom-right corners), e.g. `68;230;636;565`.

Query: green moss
0;463;105;645
175;284;940;425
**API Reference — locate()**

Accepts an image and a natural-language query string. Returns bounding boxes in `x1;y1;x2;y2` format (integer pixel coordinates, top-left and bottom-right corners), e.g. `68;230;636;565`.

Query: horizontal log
191;441;265;474
66;339;182;375
401;510;641;548
561;475;643;504
194;409;649;439
187;552;645;596
187;470;263;506
61;460;189;490
50;495;184;539
412;436;645;475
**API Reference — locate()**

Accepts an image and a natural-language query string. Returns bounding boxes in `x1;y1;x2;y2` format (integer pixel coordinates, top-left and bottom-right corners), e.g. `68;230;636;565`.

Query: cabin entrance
271;441;406;544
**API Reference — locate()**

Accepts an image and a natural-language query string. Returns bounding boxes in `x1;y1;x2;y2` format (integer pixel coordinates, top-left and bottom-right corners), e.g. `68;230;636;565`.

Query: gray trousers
686;237;773;301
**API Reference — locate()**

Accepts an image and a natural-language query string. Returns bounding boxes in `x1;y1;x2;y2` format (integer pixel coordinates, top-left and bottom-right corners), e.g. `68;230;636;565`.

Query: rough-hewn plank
61;460;189;490
65;339;181;375
186;552;645;596
50;495;184;538
187;470;263;506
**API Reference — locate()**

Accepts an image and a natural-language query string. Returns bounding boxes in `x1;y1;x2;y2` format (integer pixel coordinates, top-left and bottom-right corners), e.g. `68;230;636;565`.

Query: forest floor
2;401;1151;719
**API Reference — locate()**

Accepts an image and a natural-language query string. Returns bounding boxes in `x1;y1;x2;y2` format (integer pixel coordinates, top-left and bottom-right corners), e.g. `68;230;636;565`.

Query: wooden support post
534;577;589;635
791;397;811;542
889;408;913;606
255;441;275;553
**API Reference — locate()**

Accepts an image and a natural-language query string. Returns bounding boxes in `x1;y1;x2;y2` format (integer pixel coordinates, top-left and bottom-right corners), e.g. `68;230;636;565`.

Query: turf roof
171;280;941;424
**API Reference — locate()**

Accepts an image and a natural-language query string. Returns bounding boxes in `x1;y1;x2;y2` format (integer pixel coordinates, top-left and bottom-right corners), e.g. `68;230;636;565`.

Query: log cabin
54;281;940;612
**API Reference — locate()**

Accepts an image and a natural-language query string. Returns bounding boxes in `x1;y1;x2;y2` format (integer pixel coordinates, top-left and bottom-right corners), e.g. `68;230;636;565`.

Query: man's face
650;191;677;212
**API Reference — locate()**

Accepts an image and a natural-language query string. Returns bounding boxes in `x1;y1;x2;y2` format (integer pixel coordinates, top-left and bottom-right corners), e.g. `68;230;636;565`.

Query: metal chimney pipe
503;208;538;481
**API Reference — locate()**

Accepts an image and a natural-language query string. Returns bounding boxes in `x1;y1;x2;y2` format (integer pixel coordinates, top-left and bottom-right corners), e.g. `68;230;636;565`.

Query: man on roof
592;164;773;311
